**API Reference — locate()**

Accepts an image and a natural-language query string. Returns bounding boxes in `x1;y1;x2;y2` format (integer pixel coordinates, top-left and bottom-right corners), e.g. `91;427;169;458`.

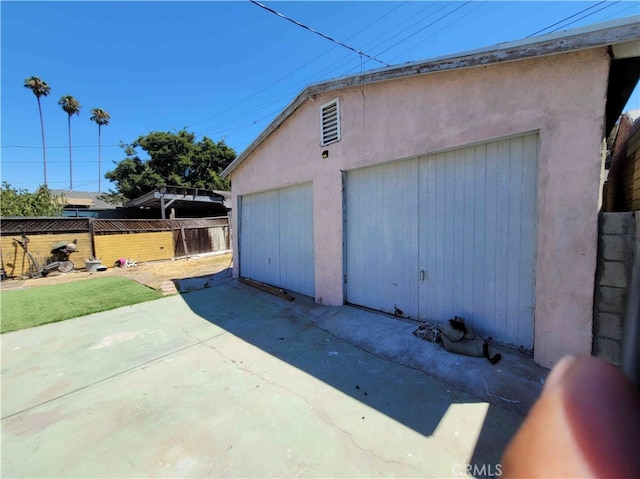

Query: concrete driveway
1;274;540;478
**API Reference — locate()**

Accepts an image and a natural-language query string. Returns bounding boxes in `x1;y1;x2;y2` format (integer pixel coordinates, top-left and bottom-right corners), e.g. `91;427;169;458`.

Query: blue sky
2;1;639;193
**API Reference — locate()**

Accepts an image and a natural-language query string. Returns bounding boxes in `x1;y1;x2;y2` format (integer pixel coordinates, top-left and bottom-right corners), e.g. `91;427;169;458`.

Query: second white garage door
345;134;538;349
239;183;315;297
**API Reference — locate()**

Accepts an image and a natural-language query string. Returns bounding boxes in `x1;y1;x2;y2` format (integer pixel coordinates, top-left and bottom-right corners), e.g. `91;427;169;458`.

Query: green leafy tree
0;182;65;217
104;130;235;201
58;95;81;190
24;76;51;186
90;108;111;193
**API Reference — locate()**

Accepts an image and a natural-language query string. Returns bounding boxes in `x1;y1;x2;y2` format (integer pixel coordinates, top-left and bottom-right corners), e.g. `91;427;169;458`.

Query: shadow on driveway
176;271;536;475
1;269;539;478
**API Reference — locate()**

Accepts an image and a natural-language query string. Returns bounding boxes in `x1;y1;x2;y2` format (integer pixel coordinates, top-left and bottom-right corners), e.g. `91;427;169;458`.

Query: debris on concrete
413;320;441;342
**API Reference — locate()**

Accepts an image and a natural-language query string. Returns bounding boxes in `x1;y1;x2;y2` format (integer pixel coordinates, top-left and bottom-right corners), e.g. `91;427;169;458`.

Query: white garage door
345;134;538;348
239;183;315;297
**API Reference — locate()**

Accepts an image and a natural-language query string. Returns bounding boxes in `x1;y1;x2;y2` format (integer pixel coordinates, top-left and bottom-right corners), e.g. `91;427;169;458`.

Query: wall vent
320;98;340;146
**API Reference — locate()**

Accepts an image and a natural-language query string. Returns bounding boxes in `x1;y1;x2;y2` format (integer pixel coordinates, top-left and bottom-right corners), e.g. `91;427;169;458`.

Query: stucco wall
230;48;611;368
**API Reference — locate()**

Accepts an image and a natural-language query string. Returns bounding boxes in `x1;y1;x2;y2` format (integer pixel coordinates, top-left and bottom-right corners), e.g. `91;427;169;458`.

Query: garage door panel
345;170;384;310
348;133;537;349
505;137;526;341
279;184;315;297
420;156;437;320
461;146;477;323
494;139;512;340
239;195;252;279
346;159;419;318
518;135;539;343
244;189;280;287
240;184;314;297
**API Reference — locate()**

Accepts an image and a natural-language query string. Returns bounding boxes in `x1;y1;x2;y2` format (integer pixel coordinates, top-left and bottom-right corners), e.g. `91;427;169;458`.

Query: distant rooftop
626;109;640;123
51;190;122;209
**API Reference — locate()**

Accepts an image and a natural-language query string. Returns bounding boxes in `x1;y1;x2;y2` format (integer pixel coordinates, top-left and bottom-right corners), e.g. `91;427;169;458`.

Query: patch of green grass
1;276;164;333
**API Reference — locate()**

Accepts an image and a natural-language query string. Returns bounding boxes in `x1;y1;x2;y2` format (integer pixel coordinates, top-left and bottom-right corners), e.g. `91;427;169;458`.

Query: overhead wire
201;1;629;146
1;179;100;188
292;2;444;83
526;0;609;37
359;2;455;60
196;2;483;141
222;1;470;114
206;0;470;127
195;3;411;137
302;2;455;81
1;158;128;164
191;2;407;134
544;0;622;34
248;0;390;67
2;144;122;149
6;3;636;166
340;1;483;76
386;1;489;64
200;5;463;137
600;2;640;20
200;106;287;138
369;1;473;61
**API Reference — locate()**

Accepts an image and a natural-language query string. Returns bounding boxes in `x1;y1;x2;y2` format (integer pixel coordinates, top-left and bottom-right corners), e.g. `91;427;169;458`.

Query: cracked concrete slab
180;275;547;415
2;278;532;478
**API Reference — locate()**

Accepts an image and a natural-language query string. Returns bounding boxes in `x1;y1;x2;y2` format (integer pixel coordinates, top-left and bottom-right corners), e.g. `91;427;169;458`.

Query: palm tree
90;108;111;193
24;76;51;186
58;95;81;191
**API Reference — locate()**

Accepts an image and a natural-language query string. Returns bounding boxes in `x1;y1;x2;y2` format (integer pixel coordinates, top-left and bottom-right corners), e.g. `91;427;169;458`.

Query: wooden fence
1;217;230;278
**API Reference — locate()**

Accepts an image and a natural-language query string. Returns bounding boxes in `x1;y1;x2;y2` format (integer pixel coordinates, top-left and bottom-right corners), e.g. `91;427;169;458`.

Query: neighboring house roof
51;190;121;209
604;110;640;211
222;15;640;178
211;190;233;210
124;185;227;210
627;109;640;123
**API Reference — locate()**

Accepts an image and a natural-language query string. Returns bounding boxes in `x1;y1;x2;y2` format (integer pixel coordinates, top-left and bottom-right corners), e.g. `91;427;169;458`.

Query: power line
200;1;627;145
2;144;122;149
196;6;411;136
372;1;473;60
0;179;102;188
324;1;472;77
1;158;123;164
200;106;286;138
545;1;622;34
290;2;449;84
387;1;489;64
527;0;608;37
199;1;633;141
337;2;464;75
189;3;407;130
200;2;477;141
249;0;390;67
600;3;640;21
195;2;475;138
358;2;455;61
236;1;466;101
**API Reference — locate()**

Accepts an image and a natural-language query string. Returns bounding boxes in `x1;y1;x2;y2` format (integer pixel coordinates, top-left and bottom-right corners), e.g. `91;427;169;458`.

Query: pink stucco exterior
230;48;611;368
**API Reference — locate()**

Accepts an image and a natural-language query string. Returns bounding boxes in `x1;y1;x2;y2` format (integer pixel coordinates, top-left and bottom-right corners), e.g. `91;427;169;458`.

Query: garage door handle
420;269;425;281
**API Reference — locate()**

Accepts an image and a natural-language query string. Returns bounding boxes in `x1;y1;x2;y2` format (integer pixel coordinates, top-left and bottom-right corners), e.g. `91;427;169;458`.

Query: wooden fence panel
1;218;90;235
173;226;231;257
94;232;174;267
1;217;230;274
1;233;92;278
